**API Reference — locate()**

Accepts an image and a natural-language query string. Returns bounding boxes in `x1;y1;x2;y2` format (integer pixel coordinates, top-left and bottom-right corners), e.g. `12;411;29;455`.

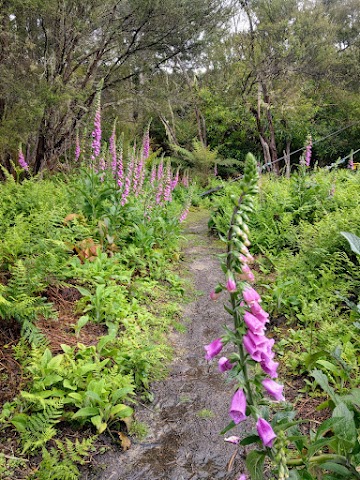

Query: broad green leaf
246;450;266;480
61;344;73;354
340;231;360;255
110;404;133;419
47;354;64;370
11;414;29;432
307;437;337;458
77;315;90;329
341;388;360;408
86;390;103;403
239;434;260;446
72;407;99;419
332;403;357;451
75;286;92;297
304;351;327;370
42;374;63;387
63;379;77;391
310;370;339;405
315;417;341;440
91;415;107;434
319;461;352;477
67;392;83;402
41;348;53;367
87;379;105;396
78;364;98;375
32;389;65;398
111;387;135;403
97;335;114;353
315;360;341;376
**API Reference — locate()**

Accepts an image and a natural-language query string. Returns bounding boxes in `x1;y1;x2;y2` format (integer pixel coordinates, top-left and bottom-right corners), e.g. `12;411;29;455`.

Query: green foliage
171;139;219;184
11;401;63;453
209;169;360;383
0;159;186;476
0;453;28;480
35;437;96;480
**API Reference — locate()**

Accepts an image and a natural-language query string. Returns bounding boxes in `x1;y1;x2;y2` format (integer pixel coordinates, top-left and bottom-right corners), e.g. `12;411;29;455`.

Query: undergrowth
0;163;188;478
208;168;360;387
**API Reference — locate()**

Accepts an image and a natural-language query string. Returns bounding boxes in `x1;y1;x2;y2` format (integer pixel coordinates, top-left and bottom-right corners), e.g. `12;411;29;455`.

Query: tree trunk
250;105;271;171
261;82;279;175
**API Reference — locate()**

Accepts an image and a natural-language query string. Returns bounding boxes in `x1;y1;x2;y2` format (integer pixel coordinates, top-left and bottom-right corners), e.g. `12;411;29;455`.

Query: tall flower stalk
75;130;81;162
91;101;102;163
305;134;312;167
18;145;29;171
205;153;288;479
109;122;117;177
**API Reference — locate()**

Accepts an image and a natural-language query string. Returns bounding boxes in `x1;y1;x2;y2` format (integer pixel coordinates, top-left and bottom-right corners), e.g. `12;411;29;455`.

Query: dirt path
85;210;248;480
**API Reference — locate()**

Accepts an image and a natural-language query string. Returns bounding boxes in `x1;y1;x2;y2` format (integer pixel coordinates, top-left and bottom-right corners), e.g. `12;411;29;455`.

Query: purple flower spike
204;338;223;361
218;357;234;372
256;418;276;447
75;132;81;162
18;147;29;171
262;378;285;402
142;127;150;160
229;389;247;424
91;106;102;160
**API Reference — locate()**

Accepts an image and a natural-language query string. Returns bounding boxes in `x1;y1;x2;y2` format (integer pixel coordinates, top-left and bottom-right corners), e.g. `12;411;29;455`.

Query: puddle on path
83;211;249;480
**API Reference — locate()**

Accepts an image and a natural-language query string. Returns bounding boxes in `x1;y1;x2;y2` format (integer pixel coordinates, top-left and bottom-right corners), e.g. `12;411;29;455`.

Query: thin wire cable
325;147;360;170
261;120;360;170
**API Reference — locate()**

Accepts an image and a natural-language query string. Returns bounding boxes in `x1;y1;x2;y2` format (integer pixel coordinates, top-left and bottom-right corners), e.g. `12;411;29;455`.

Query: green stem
287;453;360;478
227;196;254;406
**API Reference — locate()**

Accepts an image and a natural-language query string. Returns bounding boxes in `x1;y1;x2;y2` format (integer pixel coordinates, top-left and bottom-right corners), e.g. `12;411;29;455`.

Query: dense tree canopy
0;0;228;171
1;0;360;174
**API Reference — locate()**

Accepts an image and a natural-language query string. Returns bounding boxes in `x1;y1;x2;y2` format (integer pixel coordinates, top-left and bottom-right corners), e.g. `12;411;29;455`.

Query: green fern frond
21;320;47;347
12;402;63;453
55;437;96;465
37;447;80;480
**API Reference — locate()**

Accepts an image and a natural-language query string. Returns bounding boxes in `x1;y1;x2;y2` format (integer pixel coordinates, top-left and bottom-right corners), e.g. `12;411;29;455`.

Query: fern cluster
34;438;96;480
209;168;360;379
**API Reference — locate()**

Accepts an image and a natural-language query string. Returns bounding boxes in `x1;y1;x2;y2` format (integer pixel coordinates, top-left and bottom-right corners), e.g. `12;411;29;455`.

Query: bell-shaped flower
260;355;279;378
204;338;223;361
250;302;269;323
226;275;237;293
239;254;249;264
256;418;277;447
262;378;285;402
218;357;235;372
243;331;274;363
242;287;261;305
210;290;220;301
241;264;251;275
229;389;247;424
244;311;266;335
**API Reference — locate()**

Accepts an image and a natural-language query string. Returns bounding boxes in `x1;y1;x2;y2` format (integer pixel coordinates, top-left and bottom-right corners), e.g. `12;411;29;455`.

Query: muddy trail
85;210;250;480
